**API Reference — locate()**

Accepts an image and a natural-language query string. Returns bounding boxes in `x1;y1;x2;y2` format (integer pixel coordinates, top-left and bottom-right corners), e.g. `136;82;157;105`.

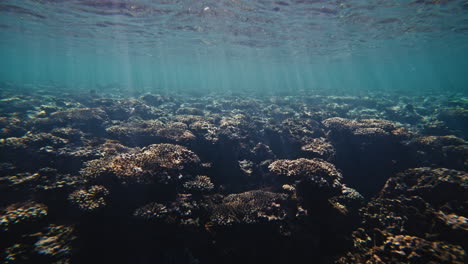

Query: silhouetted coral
0;201;47;231
406;136;467;170
264;118;325;157
338;233;466;264
32;108;109;134
3;243;30;264
322;117;416;196
0;117;26;138
40;171;86;191
134;202;169;220
0;168;84;192
210;190;289;226
0;172;39;188
34;224;75;261
437;107;468;137
380;167;468;215
360;196;436;235
323;117;410;141
69;185;109;212
0;97;36;113
134;194;202;226
183;176;214;193
329;186;364;215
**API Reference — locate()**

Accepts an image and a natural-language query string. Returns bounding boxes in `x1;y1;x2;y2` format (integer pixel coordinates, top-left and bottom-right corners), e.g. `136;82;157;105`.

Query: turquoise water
0;0;468;94
1;2;468;263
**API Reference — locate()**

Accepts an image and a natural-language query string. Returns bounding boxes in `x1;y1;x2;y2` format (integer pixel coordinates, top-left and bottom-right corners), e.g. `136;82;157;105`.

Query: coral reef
405;136;468;170
380;167;467;215
0;117;26;138
339;166;468;263
437;108;468;136
0;89;466;264
32;108;109;134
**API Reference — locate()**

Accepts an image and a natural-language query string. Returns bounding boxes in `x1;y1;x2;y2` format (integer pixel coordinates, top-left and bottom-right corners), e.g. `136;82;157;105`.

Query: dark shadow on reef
0;88;467;264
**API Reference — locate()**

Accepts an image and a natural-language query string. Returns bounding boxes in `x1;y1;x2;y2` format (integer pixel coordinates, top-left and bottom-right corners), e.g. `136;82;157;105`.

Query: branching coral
106;120;164;141
106;120;196;145
0;117;26;138
268;158;342;189
0;132;68;151
134;194;201;226
405;137;467;170
81;143;201;184
69;185;110;212
380;167;468;215
189;120;219;143
301;137;336;160
360;196;435;235
338;231;466;264
176;107;204;116
156;122;196;143
134;202;169;220
34;224;75;260
322;117;412;141
3;243;31;264
210;190;288;226
0;201;47;231
279;118;325;141
376;235;465;264
183;176;214;193
329;185;364;215
32;107;109;133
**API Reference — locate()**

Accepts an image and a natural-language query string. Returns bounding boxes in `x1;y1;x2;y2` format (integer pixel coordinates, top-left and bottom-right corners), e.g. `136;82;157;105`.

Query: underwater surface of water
0;1;468;264
0;0;468;93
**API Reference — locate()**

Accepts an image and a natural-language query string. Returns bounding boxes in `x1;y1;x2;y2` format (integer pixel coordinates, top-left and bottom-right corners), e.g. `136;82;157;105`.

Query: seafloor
0;86;467;264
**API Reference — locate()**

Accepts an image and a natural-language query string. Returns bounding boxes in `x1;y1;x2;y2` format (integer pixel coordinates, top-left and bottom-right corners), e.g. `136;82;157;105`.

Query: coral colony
0;90;467;263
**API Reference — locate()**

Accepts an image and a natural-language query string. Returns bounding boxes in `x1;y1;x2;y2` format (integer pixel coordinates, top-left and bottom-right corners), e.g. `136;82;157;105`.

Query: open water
1;0;468;94
0;1;467;264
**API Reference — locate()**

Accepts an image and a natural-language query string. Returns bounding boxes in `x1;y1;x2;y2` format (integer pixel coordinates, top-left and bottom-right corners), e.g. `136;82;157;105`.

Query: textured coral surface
0;89;466;264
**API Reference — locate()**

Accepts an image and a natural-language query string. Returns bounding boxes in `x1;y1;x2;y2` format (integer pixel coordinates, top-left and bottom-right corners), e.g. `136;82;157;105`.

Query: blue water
0;0;468;94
